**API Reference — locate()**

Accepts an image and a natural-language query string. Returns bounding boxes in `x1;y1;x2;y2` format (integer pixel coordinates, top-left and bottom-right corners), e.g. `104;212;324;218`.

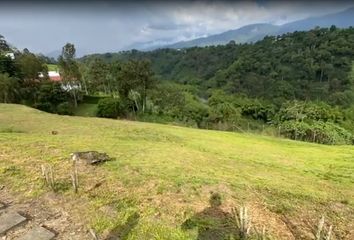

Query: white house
4;52;15;59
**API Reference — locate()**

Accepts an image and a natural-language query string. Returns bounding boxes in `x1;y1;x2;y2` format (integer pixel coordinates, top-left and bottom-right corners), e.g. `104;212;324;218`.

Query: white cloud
0;1;353;55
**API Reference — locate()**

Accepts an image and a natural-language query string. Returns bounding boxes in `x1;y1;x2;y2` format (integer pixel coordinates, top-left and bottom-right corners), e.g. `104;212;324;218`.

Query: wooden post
71;161;79;193
41;164;55;191
49;165;55;190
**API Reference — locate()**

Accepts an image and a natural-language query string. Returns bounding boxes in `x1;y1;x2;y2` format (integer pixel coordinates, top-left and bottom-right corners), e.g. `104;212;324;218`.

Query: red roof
49;75;62;82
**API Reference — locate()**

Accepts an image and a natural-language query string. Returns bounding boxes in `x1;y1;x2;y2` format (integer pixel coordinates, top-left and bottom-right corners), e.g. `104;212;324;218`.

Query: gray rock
70;151;111;165
0;212;26;235
17;226;55;240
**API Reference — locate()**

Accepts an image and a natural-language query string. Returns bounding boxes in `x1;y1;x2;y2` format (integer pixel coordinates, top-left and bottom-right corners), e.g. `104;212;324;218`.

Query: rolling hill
1;104;353;239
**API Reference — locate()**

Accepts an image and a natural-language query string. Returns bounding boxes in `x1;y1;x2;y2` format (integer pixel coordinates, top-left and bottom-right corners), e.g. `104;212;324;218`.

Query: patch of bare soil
145;183;296;239
0;187;92;240
280;203;354;240
196;184;295;239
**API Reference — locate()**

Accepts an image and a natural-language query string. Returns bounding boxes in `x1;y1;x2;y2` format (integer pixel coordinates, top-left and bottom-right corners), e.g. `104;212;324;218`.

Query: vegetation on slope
83;26;354;105
1;27;354;145
0;104;353;239
79;27;354;145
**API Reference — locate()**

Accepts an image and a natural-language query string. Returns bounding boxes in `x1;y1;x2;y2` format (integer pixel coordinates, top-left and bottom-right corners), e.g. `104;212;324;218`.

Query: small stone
0;212;26;235
17;226;55;240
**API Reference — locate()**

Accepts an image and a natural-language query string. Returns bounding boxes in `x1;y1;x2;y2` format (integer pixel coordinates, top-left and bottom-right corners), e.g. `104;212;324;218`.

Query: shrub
96;98;122;118
280;120;311;141
181;92;208;128
82;95;108;104
312;121;353;145
57;102;73;115
33;102;55;113
280;120;353;145
37;81;69;106
241;100;274;122
277;101;343;123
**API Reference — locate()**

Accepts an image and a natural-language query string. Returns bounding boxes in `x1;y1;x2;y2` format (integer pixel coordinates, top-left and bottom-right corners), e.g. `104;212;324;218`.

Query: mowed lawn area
47;64;59;71
0;104;353;239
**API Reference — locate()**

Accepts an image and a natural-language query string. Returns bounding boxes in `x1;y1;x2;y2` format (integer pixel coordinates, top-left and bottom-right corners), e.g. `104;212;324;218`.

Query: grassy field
47;64;58;71
0;104;353;239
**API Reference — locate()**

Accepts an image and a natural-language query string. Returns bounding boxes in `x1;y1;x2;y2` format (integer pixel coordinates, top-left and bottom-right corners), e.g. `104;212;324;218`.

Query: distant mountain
168;23;279;49
155;7;354;49
278;6;354;34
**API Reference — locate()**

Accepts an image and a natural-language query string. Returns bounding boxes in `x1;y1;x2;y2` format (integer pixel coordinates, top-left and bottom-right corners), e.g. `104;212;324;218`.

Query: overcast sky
1;0;353;56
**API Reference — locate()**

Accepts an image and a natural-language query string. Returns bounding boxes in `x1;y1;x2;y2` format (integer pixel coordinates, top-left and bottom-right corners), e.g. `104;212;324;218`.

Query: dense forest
84;26;354;105
1;27;354;145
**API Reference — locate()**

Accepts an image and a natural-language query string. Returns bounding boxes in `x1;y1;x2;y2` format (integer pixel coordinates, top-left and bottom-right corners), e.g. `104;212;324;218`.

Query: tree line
0;40;155;116
1;26;354;145
84;26;354;105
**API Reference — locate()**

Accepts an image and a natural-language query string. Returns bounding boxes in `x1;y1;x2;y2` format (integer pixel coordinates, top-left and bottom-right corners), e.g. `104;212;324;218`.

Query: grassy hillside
0;104;353;239
46;64;58;71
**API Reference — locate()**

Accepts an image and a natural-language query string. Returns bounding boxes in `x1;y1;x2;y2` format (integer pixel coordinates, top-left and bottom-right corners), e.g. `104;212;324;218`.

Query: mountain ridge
150;6;354;50
45;6;354;57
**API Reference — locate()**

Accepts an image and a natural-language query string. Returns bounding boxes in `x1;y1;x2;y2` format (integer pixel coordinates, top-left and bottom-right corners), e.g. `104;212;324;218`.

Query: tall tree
119;60;155;113
0;34;9;52
17;51;47;82
16;51;48;103
107;60;122;96
78;63;89;95
0;55;19;77
58;43;81;107
87;58;109;94
0;73;18;103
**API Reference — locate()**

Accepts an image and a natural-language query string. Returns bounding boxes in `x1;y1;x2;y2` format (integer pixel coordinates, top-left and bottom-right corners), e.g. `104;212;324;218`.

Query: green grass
0;104;353;239
47;64;58;71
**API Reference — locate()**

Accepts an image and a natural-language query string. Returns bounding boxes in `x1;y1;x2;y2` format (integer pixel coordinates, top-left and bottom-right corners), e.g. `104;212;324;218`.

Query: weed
315;216;333;240
231;206;252;239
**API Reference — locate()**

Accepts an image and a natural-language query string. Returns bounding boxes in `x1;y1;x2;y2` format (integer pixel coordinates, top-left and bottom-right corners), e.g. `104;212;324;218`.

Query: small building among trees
39;71;62;82
48;71;62;82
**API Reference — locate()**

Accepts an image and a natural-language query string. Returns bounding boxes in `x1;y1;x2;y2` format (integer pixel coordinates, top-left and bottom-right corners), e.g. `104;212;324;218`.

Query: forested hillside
80;27;354;145
1;27;354;145
83;26;354;105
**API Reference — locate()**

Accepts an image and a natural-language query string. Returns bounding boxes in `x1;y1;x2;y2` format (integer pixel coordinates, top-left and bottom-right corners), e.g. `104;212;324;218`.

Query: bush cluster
280;120;353;145
96;98;122;118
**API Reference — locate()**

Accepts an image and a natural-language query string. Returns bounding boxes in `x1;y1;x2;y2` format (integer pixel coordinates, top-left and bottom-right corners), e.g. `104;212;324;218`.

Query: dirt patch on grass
200;184;296;239
0;187;92;240
246;201;295;240
278;202;354;240
141;183;296;239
